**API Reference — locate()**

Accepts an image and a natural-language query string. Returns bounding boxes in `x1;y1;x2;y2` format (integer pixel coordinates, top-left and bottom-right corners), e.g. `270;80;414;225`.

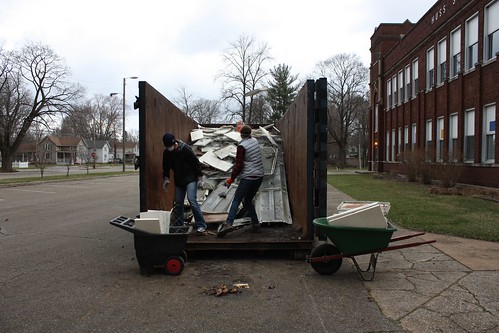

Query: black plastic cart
110;216;190;276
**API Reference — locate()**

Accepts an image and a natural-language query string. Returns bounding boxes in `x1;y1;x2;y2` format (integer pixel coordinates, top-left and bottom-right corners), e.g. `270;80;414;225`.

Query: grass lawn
328;174;499;242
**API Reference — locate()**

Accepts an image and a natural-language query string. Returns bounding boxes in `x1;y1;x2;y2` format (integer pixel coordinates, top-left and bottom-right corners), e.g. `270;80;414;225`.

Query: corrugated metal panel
201;183;237;213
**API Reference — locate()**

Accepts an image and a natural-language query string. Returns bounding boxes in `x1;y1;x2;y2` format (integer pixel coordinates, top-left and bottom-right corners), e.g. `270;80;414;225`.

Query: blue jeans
172;181;206;229
226;177;263;225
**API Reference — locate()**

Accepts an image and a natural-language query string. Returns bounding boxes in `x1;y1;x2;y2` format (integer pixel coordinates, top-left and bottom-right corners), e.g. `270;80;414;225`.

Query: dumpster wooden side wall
137;82;198;212
137;78;327;245
275;78;327;240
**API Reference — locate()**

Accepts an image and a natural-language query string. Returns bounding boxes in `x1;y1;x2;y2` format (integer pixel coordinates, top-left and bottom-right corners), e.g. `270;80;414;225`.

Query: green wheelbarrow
307;217;436;281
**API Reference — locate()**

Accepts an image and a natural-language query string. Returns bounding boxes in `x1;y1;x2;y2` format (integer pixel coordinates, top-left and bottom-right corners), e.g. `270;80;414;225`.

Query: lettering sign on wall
431;0;458;24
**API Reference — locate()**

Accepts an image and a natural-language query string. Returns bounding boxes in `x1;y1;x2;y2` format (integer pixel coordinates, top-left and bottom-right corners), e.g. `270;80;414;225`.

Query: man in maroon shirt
217;125;264;238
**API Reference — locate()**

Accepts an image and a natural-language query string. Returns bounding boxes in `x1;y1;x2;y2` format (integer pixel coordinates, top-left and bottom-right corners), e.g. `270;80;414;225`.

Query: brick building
369;0;498;188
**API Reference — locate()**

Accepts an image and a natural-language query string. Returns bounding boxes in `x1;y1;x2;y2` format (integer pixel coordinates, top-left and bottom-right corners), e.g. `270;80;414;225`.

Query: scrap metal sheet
201;183;237;213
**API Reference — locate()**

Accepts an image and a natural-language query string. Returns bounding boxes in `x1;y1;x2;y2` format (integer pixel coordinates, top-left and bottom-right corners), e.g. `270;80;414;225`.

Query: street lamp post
120;76;138;172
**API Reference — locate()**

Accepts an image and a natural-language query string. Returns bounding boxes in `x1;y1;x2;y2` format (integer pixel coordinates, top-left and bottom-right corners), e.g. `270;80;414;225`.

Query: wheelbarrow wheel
310;243;343;275
165;256;185;275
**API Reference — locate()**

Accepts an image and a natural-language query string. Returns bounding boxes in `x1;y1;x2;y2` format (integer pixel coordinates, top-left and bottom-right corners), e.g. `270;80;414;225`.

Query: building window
387;79;391;110
411;59;418;97
44;143;51;150
437;39;447;84
398;127;402;158
426;119;433;161
404;126;409;160
485;1;499;60
464;110;475;161
398;71;403;104
466;15;479;70
386;131;390;161
391;129;396;161
412;123;417;150
482;104;496;163
449;113;458;161
426;47;435;89
436;117;444;161
451;28;461;77
392;75;397;107
374;105;379;133
404;65;411;102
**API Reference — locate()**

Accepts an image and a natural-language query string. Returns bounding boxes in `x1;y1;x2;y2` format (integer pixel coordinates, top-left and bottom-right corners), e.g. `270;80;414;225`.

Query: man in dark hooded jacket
162;133;207;233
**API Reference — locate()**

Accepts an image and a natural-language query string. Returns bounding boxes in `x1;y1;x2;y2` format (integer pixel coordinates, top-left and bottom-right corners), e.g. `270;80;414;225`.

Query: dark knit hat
162;133;175;147
240;125;252;138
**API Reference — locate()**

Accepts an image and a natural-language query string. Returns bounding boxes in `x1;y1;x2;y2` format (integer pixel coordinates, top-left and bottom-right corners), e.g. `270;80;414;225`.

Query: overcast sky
1;0;436;130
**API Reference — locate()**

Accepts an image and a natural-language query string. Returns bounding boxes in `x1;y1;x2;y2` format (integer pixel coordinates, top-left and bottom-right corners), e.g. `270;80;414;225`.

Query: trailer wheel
165;256;185;275
310;243;343;275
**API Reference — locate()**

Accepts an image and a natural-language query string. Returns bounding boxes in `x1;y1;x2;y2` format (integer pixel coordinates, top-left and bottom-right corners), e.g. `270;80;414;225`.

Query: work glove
225;178;234;188
162;177;170;192
197;175;205;189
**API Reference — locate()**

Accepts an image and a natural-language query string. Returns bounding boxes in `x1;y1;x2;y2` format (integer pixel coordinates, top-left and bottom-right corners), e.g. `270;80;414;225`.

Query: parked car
108;158;122;164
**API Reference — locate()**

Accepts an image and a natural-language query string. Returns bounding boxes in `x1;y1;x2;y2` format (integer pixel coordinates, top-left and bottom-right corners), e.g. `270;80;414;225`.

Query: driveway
0;174;497;332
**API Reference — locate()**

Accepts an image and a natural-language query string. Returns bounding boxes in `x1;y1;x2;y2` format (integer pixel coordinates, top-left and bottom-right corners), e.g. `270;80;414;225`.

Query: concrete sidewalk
327;183;499;332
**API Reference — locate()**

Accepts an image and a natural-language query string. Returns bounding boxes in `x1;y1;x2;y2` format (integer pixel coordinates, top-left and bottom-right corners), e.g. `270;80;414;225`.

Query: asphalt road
0;174;402;333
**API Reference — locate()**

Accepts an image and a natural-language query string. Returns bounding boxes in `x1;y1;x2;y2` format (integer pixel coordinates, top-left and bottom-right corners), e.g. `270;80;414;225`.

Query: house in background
38;136;88;165
13;143;37;163
85;139;112;164
115;142;139;163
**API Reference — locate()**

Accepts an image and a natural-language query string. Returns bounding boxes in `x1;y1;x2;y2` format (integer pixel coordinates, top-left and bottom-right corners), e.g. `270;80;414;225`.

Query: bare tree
59;94;121;140
191;98;221;124
174;86;222;124
174;86;196;119
216;34;272;123
314;53;368;168
0;42;84;172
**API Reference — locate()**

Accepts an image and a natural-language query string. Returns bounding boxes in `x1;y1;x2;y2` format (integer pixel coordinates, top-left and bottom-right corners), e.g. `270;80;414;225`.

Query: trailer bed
186;224;312;252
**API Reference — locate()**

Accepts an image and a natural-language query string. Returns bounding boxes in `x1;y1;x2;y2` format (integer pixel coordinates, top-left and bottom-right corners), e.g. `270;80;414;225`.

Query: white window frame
464;109;475;162
465;14;479;71
450;27;462;77
386;131;390;161
482;104;496;163
427;47;435;90
437;38;447;84
392;75;397;107
404;65;411;102
449;113;458;161
398;71;403;105
436;117;444;161
391;129;396;161
386;79;391;110
426;119;433;161
411;59;419;97
485;0;499;61
412;123;417;150
398;127;402;156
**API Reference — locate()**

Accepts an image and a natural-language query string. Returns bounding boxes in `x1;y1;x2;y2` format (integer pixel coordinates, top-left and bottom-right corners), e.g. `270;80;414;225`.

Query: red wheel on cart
165;256;185;275
310;243;343;275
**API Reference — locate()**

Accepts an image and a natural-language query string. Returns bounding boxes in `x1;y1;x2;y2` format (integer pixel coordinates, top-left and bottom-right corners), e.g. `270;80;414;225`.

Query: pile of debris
203;283;249;296
187;124;292;227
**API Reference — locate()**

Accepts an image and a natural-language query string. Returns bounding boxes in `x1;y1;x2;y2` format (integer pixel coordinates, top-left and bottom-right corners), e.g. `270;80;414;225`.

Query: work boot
251;223;261;233
217;222;236;238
